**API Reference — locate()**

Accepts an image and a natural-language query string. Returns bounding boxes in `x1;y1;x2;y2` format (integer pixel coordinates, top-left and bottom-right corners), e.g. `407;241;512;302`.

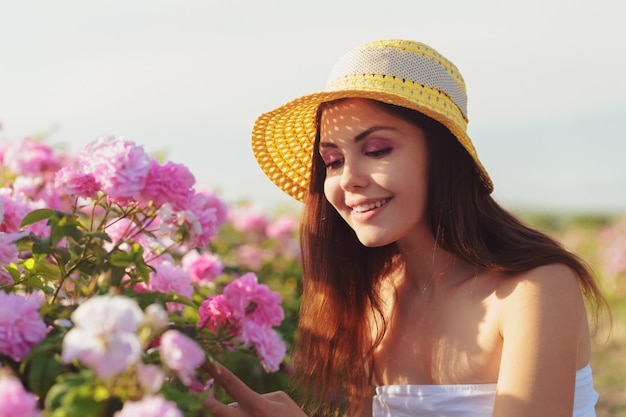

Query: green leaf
109;252;135;268
20;208;55;227
45;373;86;412
165;293;195;307
84;231;112;243
109;265;128;288
45;372;113;417
26;352;63;398
49;214;83;246
132;291;168;309
25;275;45;291
22;258;36;270
134;259;152;282
4;264;21;281
161;383;210;416
63;385;106;417
32;236;52;256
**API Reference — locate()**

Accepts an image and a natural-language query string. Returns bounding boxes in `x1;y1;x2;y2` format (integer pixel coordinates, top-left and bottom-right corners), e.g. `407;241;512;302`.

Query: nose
339;159;368;191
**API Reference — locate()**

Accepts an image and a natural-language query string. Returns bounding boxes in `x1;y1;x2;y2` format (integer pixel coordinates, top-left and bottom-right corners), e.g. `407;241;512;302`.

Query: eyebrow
319;125;397;149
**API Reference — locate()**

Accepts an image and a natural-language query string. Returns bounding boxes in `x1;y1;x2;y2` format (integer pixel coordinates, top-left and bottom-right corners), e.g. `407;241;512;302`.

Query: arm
202;362;308;417
493;264;590;417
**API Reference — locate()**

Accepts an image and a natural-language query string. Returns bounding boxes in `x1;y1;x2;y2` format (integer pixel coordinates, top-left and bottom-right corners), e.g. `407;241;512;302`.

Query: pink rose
2;138;60;175
137;363;165;394
265;213;298;239
33;181;64;211
79;136;151;199
159;330;205;385
0;233;18;266
0;374;42;417
54;166;99;198
196;190;228;227
11;176;41;200
182;251;223;284
155;191;227;249
236;244;264;270
114;395;182;417
0;292;48;361
197;295;238;335
140;159;195;210
223;273;284;327
599;220;626;277
185;192;220;248
0;190;48;235
229;204;269;232
0;233;19;287
145;260;193;312
240;321;286;372
11;178;63;211
217;273;286;371
147;260;193;298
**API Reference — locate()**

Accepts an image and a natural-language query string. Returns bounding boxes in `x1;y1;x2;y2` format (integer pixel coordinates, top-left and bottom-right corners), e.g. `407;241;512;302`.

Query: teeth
353;198;390;213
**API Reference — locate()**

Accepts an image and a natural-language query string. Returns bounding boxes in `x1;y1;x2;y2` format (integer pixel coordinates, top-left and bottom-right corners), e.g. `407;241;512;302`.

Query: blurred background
1;0;625;213
1;0;624;414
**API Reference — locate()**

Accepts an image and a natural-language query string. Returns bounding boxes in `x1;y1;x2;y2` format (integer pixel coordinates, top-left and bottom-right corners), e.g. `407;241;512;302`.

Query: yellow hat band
326;41;468;118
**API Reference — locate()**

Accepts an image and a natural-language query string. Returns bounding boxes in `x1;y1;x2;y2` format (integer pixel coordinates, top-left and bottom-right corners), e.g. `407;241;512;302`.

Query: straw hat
252;39;493;202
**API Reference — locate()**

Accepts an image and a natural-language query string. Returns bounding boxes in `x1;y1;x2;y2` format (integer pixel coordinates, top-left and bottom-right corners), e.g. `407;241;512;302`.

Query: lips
351;197;392;213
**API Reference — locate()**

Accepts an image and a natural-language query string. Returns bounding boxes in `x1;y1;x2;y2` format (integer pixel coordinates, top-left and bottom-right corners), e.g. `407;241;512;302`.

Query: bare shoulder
495;263;591;368
496;263;584;308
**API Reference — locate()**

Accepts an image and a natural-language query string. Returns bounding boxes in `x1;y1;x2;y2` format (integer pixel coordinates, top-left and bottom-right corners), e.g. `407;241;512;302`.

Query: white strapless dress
372;363;598;417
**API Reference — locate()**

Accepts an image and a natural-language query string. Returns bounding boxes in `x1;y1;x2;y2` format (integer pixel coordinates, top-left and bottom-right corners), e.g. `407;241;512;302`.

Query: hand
202;361;308;417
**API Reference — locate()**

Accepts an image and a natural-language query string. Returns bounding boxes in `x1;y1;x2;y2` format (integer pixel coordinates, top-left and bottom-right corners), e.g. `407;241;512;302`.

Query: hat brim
252;89;493;203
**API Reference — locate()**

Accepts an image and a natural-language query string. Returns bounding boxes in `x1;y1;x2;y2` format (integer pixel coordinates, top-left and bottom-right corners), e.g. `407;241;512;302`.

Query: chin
355;233;395;248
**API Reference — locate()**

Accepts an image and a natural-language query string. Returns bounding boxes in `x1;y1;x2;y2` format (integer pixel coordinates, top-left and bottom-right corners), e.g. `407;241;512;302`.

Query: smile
351;198;392;213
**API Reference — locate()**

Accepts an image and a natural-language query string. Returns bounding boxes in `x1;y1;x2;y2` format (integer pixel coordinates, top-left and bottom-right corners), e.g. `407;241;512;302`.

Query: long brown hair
291;99;607;417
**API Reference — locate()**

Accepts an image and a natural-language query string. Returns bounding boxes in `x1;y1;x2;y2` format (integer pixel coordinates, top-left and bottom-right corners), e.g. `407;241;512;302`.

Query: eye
363;139;393;158
320;151;344;170
325;158;344;170
364;147;392;157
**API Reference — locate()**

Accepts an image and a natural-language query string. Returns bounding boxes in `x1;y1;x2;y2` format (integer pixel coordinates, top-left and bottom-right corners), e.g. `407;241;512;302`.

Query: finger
202;361;258;408
203;396;241;417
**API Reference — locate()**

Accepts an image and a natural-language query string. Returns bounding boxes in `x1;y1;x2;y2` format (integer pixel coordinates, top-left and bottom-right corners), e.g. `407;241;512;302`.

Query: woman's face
319;98;431;248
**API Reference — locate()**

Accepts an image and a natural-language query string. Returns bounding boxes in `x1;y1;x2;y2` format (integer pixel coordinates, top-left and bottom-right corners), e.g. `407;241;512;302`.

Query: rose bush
3;134;625;416
0;136;299;417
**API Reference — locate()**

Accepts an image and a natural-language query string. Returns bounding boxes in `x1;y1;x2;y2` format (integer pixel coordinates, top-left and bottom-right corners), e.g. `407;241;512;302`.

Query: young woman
203;39;607;417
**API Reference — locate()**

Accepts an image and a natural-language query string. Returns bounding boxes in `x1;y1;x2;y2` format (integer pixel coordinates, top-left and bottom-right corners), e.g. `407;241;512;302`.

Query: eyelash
324;159;343;169
365;147;392;157
323;147;393;169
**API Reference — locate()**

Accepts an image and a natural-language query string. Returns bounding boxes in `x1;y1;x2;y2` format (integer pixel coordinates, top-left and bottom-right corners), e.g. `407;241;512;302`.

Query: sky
1;0;625;214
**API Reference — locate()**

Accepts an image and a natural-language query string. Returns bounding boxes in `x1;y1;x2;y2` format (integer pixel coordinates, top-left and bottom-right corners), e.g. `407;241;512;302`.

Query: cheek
323;177;342;210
